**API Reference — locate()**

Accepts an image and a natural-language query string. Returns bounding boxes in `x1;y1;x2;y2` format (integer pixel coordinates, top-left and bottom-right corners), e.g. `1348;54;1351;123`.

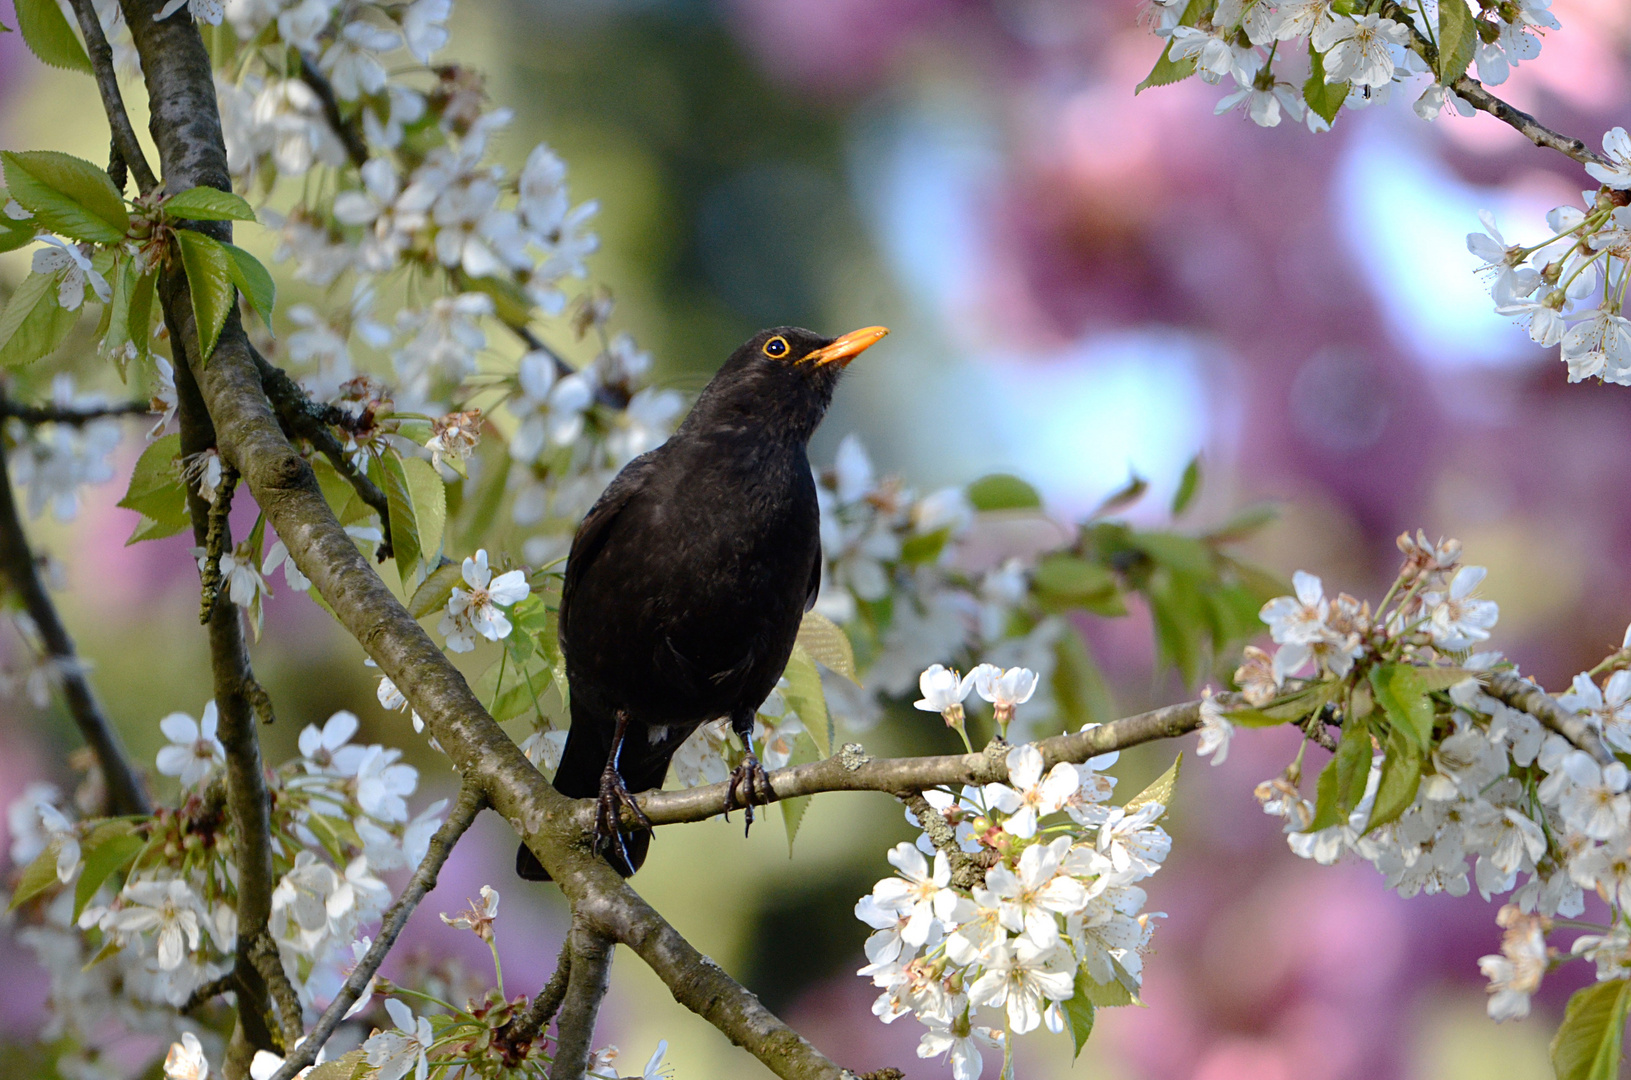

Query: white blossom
155;702;225;788
365;998;433;1080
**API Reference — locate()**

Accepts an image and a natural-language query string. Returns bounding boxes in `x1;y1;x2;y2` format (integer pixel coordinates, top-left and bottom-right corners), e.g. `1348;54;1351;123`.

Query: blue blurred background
5;0;1631;1076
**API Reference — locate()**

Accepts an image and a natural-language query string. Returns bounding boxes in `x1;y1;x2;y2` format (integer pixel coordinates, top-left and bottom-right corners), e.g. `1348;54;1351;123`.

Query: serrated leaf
1437;0;1478;82
779;723;820;854
13;0;91;73
796;609;857;684
379;453;421;589
8;839;66;910
2;151;126;241
73;821;142;920
221;240;275;333
404;456;446;567
173;229;234;361
1125;752;1182;819
966;472;1042;512
1552;978;1631;1080
117;434;189;543
1171;454;1201;516
1364;728;1422;835
1227;681;1340;727
1370;664;1436;749
1066;968;1097;1059
1082;967;1135;1007
1141;0;1206;95
1310;720;1372;831
101;259;135;373
0;270;78;367
408;559;463;619
127;268;154;363
163;186;257;222
310;455;369;527
782;645;831;759
1304;41;1349;125
307;1050;369;1080
1307;754;1342;833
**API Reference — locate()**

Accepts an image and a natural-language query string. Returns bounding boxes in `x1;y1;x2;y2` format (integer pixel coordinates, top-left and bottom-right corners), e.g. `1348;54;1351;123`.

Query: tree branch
1449;75;1607;167
504;939;572;1049
902;791;986;890
297;53;369;168
64;0;158;194
633;699;1208;828
172;324;289;1074
0;391;150;817
267;781;486;1080
1486;670;1612;764
0;399;150;425
548;922;615;1080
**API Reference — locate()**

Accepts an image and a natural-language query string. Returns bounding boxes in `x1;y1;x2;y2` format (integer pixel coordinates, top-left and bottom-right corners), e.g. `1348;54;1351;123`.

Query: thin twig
199;465;237;623
901;791;986;890
1449;75;1607;167
0;390;150;817
181;972;238;1015
64;0;158;194
267;781;486;1080
297;53;369;168
250;931;304;1050
0;399;150;426
548;922;615;1080
504;939;572;1049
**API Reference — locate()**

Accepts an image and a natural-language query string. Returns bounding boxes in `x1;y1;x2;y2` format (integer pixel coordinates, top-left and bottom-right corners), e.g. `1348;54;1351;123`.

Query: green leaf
796;610;858;684
899;526;951;565
1206;504;1278;543
1227;681;1340;728
782;644;831;758
2;151;126;241
220;241;275;333
379;453;422;589
0;270;78;367
408;559;464;619
73;820;142;920
127;268;155;363
404;456;447;568
1147;570;1206;686
1437;0;1478;82
1031;554;1119;607
1364;728;1423;834
779;723;820;854
1370;664;1437;749
1552;978;1631;1080
1124;752;1182;819
163;186;257;222
1135;532;1212;576
458;452;511;550
1309;720;1372;831
8;839;66;910
1082;968;1135;1007
100;259;135;373
966;473;1041;512
1303;41;1349;125
1171;455;1201;516
173;229;235;361
1065;968;1097;1059
13;0;91;72
1053;626;1117;730
307;1050;370;1080
310;455;368;527
1092;475;1149;519
117;433;189;543
1134;0;1203;93
0;196;34;253
1308;754;1342;832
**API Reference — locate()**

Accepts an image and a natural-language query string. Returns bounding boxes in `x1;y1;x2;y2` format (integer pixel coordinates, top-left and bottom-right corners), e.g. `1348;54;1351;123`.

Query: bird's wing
561;449;664;614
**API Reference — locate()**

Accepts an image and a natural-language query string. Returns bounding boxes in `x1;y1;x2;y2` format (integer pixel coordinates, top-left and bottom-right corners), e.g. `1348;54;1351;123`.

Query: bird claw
724;754;773;837
592;764;652;866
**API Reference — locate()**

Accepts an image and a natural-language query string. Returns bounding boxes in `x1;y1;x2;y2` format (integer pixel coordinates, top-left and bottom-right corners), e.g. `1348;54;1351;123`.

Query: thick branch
1486;671;1613;764
548;923;615;1080
64;0;158;193
0;395;150;816
634;700;1208;828
268;782;486;1080
902;791;985;890
173;336;289;1072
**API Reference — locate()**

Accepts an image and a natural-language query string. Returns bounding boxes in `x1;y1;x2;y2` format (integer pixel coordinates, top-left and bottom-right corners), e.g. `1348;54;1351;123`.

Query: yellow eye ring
763;335;789;358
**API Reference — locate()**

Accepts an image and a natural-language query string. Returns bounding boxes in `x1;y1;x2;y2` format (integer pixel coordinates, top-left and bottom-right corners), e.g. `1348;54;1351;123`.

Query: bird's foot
724;753;773;837
592;765;652;866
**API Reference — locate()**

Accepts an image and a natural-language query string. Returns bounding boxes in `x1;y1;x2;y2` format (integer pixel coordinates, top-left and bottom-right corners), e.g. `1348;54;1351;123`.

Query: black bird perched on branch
517;325;889;880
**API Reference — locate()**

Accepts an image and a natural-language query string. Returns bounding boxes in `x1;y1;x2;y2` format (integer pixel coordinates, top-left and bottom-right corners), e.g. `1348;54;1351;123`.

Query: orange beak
806;326;889;368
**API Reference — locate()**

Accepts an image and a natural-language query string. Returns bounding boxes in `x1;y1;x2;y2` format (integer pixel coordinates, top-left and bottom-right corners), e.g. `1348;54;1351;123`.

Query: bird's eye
763;336;789;358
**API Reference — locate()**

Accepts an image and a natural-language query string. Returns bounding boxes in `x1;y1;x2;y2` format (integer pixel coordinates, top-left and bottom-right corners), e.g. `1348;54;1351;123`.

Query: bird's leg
592;710;652;866
724;707;773;836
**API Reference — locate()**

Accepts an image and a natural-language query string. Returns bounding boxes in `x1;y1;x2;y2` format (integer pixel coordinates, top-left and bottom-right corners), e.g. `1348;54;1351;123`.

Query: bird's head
683;325;889;443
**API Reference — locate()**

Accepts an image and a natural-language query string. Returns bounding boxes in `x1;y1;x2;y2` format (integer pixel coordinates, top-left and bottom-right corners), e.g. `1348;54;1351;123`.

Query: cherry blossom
155;703;225;788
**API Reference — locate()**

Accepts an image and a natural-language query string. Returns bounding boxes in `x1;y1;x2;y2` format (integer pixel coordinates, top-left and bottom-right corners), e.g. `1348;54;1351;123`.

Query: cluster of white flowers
6;375;125;522
439;548;530;653
1469;157;1631;384
858;701;1169;1079
1147;0;1556;130
1235;536;1631;1023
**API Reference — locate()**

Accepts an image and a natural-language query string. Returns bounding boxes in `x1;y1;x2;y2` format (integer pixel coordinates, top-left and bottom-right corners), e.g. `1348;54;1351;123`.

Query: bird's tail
515;717;659;881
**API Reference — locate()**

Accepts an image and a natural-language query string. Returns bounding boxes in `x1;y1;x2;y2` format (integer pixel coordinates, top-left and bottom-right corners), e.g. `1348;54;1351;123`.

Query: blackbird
517;324;889;880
